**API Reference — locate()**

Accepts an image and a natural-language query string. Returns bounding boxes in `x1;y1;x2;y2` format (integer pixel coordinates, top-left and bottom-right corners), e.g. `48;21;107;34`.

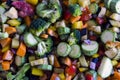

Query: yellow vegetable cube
112;60;118;66
72;21;83;29
2;45;10;53
59;73;65;80
92;53;100;58
68;0;77;4
32;68;44;76
7;19;21;27
26;0;38;5
79;67;88;72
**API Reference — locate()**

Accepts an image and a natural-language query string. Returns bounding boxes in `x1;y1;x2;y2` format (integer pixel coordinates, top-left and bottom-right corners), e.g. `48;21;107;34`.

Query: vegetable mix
0;0;120;80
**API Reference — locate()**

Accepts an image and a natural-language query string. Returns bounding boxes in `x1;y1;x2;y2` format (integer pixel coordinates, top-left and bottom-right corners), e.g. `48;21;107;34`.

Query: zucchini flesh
69;44;81;58
81;41;98;56
101;30;115;43
24;33;38;47
57;42;71;57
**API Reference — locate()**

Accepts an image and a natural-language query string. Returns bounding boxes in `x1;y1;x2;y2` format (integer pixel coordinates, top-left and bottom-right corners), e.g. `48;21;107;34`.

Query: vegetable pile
1;0;120;80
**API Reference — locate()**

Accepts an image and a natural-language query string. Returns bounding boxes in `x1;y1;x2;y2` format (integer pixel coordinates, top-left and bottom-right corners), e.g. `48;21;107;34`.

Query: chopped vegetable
2;61;10;70
69;4;82;17
2;50;13;60
5;26;17;34
16;42;26;57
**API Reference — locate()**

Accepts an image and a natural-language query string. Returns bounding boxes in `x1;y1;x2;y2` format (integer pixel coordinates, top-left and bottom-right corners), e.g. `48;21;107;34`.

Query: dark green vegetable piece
30;18;51;36
36;0;62;23
68;30;81;45
7;63;30;80
69;4;82;17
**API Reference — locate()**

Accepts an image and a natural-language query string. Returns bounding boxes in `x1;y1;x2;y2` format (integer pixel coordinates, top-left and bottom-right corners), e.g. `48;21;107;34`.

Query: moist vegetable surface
1;0;120;80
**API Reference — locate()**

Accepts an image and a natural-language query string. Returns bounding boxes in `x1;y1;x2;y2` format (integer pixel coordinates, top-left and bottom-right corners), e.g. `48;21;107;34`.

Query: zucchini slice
89;3;98;14
110;0;120;14
104;0;112;8
57;42;71;57
37;64;52;71
81;41;98;56
69;44;81;58
97;57;113;78
101;30;115;43
24;32;38;47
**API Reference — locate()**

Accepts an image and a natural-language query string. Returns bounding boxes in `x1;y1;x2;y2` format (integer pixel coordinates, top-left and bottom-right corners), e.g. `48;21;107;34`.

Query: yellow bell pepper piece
7;19;21;27
112;60;118;66
78;0;90;7
32;67;44;76
79;67;88;72
92;53;100;58
72;21;83;29
2;45;10;53
26;0;38;5
59;73;65;80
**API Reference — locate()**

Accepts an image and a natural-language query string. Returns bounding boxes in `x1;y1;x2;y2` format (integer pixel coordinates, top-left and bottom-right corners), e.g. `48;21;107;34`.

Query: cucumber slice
57;27;70;35
109;20;120;27
37;64;52;71
81;41;98;56
97;57;113;78
24;33;38;47
101;30;115;43
98;7;106;18
11;38;19;48
104;0;112;8
110;0;120;14
110;13;120;21
69;44;81;58
57;42;71;57
89;3;98;14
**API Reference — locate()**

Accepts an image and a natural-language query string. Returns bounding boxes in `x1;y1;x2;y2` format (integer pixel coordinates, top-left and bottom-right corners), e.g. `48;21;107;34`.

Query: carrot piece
5;26;16;34
70;16;81;24
24;16;31;27
97;75;103;80
2;61;10;70
90;0;96;2
2;50;13;60
50;73;58;80
112;71;120;79
40;34;49;39
0;38;11;48
54;55;60;67
64;57;72;66
82;23;88;29
47;28;58;38
16;42;26;57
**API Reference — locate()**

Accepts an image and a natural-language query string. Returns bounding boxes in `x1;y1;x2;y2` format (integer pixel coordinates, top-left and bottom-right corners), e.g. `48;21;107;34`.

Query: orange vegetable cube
3;50;13;60
2;61;10;70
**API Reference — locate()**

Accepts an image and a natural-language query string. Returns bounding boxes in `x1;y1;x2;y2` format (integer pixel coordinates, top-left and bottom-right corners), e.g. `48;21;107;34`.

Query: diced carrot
112;71;120;79
90;0;96;3
64;57;71;66
54;55;60;67
24;16;31;27
2;61;10;70
40;34;49;39
2;50;13;60
47;28;58;38
97;75;103;80
50;73;58;80
5;26;16;34
70;16;81;24
82;23;88;29
16;42;26;57
0;38;11;48
116;63;120;68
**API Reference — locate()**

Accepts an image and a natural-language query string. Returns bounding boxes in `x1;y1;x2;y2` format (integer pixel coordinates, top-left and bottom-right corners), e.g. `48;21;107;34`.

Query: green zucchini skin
57;42;71;57
69;44;81;58
110;0;120;14
104;0;112;9
89;3;99;14
81;41;98;56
